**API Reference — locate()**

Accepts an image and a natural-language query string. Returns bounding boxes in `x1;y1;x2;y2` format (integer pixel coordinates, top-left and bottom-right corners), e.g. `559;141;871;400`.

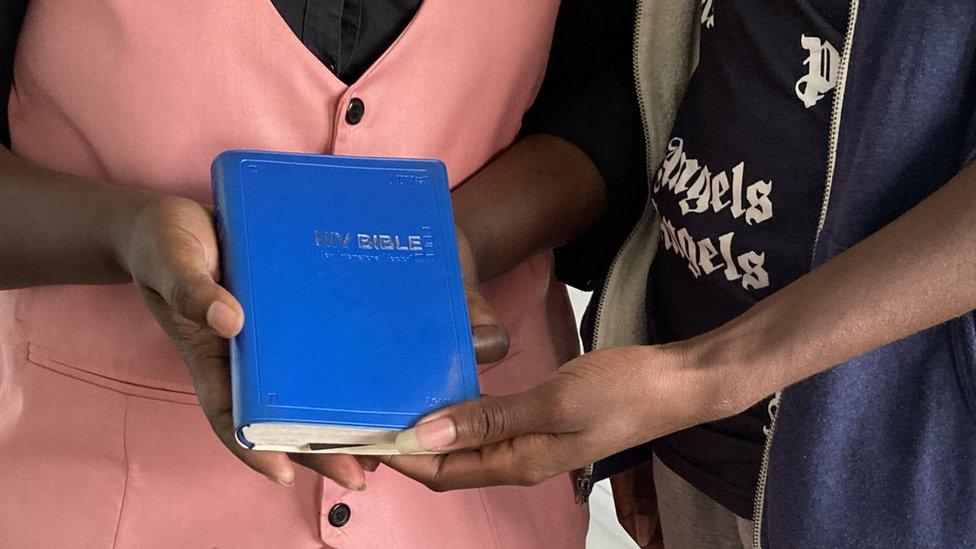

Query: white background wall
566;289;639;549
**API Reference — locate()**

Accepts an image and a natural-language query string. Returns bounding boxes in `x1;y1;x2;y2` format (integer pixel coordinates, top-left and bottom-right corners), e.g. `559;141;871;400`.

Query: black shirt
270;0;421;84
647;0;848;518
0;0;644;290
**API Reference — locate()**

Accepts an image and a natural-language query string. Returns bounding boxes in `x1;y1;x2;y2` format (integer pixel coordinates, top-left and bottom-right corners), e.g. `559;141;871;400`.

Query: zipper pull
763;393;780;436
574;463;595;505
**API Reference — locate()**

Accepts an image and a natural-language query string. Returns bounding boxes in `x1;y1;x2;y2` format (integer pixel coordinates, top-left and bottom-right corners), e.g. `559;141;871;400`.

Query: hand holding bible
382;344;743;491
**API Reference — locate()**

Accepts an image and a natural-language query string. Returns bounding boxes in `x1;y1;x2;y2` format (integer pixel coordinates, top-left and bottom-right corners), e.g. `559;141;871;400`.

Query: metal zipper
812;1;859;258
575;463;595;505
751;392;780;548
576;0;653;506
751;1;860;546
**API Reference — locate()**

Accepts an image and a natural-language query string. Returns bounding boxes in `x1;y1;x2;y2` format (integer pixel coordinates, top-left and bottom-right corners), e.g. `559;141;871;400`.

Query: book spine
211;153;260;447
432;161;480;402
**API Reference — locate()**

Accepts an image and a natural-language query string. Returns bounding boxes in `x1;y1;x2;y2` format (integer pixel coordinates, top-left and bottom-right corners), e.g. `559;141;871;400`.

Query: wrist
105;190;158;277
674;305;795;420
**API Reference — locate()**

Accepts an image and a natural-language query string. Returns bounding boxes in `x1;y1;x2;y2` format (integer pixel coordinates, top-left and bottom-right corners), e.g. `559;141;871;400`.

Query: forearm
452;134;607;282
0;146;151;289
699;163;976;406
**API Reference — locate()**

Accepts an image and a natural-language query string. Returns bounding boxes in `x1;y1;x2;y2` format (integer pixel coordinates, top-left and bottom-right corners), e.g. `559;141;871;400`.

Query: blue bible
211;151;479;454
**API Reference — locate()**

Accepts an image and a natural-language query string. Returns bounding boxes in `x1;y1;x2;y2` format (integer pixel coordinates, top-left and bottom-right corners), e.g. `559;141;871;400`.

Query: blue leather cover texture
211;151;478;444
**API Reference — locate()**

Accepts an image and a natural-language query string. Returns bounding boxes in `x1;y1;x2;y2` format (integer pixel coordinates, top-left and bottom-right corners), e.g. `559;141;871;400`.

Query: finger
468;288;509;364
193;355;295;484
149;290;290;485
610;469;640;543
197;366;296;485
385;432;576;491
357;455;381;472
215;410;297;486
289;454;367;491
633;461;663;548
394;390;554;454
456;231;509;363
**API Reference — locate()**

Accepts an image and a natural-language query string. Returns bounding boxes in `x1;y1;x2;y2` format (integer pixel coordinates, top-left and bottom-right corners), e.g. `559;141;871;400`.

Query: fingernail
416;411;448;425
395;417;456;454
207;301;240;336
635;515;651;547
344;479;366;491
360;457;380;472
268;472;294;487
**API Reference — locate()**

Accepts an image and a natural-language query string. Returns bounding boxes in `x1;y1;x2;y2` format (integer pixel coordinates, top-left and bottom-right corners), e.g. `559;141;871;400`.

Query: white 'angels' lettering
657;209;769;291
701;0;715;29
653;138;773;226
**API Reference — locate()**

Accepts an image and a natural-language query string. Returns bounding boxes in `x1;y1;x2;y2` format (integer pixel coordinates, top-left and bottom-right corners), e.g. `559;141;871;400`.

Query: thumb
455;227;509;363
156;251;243;338
395;390;550;454
467;287;509;364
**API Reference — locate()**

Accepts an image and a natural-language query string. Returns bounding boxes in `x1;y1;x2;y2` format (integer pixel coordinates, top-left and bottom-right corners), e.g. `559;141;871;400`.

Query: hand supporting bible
381;343;741;491
386;160;976;495
118;195;377;488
